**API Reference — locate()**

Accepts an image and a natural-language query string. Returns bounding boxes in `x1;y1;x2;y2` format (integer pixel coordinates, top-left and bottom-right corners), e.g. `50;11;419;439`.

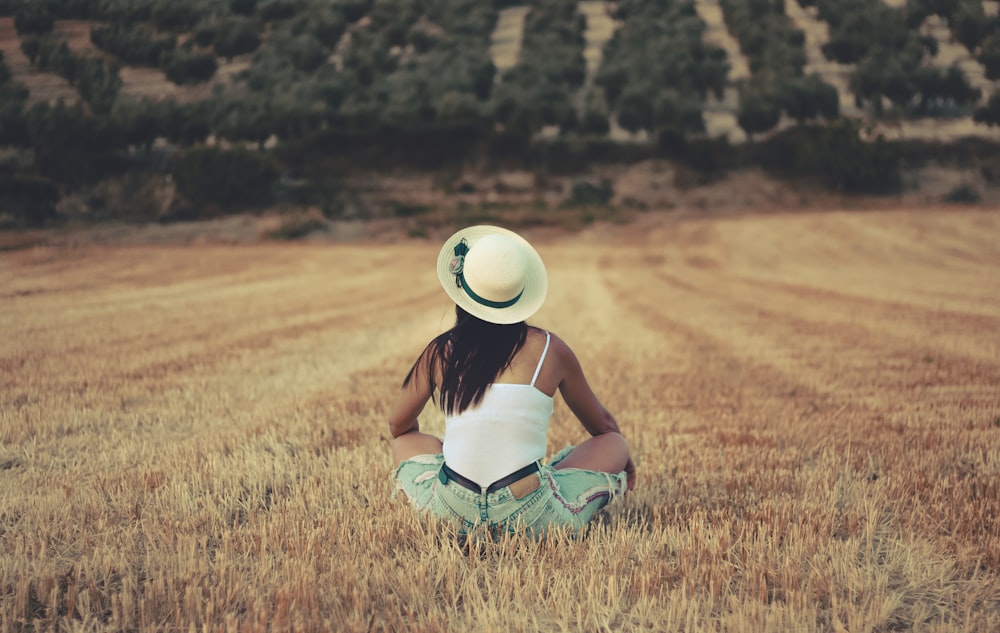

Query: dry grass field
1;208;999;632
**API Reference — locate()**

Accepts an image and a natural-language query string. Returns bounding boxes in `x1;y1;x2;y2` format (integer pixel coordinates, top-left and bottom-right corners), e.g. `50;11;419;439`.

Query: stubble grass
1;209;999;631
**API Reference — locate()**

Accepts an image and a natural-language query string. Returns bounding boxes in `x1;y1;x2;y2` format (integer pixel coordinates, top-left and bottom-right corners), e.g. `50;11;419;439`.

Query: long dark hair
404;305;528;415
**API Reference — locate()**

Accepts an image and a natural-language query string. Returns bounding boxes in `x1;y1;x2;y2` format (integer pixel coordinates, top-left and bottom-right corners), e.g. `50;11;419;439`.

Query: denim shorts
392;446;628;537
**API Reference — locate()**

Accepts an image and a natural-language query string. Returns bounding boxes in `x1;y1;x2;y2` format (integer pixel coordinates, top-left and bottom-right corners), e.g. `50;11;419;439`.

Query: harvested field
1;209;999;631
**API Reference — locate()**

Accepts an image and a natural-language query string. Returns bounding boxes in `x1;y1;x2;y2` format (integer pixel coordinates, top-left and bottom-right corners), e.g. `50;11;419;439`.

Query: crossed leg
392;431;443;466
552;432;630;474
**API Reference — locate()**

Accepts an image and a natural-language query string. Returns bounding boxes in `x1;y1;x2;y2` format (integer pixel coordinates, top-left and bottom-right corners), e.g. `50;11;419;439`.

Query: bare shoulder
530;329;579;368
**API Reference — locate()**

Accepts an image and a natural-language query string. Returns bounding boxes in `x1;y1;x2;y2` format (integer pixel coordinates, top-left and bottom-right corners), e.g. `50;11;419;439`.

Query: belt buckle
508;473;540;500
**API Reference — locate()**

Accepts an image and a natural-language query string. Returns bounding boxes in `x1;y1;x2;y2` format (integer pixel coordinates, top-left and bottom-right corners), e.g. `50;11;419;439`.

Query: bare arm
554;336;623;436
553;335;636;489
387;348;436;439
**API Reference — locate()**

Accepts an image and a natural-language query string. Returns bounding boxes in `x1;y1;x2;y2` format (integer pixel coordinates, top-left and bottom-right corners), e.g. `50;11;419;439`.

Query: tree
231;0;258;16
161;101;211;145
951;2;987;52
25;100;123;184
436;91;481;125
163;51;218;85
215;99;274;148
150;3;200;32
822;9;910;64
973;93;1000;127
781;74;840;123
738;88;781;139
334;0;372;23
111;97;164;153
20;36;40;64
580;93;610;136
0;82;30;147
258;0;298;21
615;85;655;134
214;18;261;61
654;89;705;135
90;24;176;67
284;35;326;72
0;51;10;86
309;10;348;48
914;65;980;115
75;57;122;115
978;33;1000;80
0;173;59;226
14;4;54;36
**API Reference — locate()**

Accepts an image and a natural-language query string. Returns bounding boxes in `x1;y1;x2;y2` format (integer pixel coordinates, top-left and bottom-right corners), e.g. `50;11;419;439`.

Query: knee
596;432;630;469
601;431;629;453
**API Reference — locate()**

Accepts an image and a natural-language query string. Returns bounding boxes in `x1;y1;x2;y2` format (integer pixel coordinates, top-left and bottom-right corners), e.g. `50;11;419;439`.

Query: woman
389;225;636;536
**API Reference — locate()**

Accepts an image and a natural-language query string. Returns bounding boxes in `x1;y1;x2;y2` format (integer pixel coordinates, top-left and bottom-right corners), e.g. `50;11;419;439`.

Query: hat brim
436;225;547;325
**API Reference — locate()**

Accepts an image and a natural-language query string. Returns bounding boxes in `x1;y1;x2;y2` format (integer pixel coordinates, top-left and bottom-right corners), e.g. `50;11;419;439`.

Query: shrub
0;172;59;226
0;51;9;86
262;210;327;239
760;120;903;194
564;179;614;207
943;183;980;204
168;146;278;210
25;101;123;184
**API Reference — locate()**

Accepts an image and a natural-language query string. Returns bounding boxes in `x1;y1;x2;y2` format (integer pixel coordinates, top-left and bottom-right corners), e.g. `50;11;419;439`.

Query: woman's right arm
387;346;436;438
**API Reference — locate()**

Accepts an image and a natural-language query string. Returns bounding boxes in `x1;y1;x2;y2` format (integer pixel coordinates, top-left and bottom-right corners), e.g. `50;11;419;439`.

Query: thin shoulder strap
530;331;552;387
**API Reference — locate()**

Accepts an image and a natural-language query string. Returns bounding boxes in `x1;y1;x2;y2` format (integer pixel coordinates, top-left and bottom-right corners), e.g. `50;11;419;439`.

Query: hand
624;457;636;491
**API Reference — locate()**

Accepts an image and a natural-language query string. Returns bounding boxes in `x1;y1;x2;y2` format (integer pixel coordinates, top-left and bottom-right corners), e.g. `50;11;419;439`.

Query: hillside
3;0;1000;229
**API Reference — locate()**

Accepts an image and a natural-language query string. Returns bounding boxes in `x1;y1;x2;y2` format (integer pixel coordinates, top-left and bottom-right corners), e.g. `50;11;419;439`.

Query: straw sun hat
436;225;548;325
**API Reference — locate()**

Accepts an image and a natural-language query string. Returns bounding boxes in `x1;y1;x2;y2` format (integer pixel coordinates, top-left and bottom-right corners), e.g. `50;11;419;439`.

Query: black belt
439;461;540;494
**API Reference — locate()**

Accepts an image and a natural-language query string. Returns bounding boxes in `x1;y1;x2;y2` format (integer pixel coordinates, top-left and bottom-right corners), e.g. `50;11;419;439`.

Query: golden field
1;209;999;632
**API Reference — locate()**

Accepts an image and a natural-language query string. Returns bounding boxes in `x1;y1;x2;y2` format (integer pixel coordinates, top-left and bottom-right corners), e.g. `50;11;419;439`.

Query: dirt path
489;6;530;77
694;0;749;144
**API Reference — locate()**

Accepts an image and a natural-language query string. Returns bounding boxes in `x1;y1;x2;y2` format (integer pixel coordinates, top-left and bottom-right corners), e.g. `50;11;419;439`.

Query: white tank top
442;332;553;486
